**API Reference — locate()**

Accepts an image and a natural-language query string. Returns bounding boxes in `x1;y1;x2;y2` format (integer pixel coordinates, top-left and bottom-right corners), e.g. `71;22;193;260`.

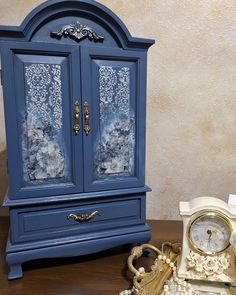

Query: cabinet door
81;46;147;192
1;42;83;198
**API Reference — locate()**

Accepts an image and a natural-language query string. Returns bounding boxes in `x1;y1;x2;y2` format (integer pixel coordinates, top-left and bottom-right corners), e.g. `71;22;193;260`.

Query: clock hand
207;229;212;247
207;229;220;248
207;229;212;240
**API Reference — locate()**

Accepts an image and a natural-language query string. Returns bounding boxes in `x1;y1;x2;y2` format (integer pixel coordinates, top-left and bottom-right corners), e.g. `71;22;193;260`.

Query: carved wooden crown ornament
51;20;104;42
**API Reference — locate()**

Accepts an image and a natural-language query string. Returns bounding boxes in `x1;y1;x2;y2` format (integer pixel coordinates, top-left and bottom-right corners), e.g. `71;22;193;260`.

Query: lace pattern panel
22;63;70;183
94;65;135;179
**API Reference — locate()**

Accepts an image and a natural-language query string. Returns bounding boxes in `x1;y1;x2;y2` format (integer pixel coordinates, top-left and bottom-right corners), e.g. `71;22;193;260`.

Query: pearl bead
121;251;194;295
174;277;179;282
138;267;145;273
164;285;169;291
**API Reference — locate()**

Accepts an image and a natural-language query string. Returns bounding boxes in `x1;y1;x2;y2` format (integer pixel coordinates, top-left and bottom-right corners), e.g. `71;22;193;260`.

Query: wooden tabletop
0;217;182;295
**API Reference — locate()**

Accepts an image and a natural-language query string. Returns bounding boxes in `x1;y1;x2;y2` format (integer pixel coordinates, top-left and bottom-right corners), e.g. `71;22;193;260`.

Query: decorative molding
51;21;104;43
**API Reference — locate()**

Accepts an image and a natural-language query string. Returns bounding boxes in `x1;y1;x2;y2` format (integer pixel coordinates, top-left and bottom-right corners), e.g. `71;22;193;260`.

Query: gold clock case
187;209;233;256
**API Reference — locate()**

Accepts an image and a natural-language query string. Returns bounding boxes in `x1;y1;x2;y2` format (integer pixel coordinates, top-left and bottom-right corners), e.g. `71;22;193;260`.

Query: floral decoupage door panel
81;47;147;192
94;64;135;180
2;43;83;198
23;62;67;183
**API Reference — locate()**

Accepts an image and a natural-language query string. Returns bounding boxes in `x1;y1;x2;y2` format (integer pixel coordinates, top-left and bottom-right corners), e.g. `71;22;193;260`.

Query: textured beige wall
1;0;236;219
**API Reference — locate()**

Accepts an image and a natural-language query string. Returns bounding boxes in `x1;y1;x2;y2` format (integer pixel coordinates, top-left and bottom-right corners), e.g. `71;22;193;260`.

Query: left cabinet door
1;42;83;198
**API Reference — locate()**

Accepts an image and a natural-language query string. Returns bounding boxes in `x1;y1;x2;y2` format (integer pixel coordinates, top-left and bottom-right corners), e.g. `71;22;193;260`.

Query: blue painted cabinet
0;0;154;280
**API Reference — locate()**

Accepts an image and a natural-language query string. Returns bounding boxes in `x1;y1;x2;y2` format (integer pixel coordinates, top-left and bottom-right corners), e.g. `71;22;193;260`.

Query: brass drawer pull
83;101;91;135
73;100;80;134
67;210;101;222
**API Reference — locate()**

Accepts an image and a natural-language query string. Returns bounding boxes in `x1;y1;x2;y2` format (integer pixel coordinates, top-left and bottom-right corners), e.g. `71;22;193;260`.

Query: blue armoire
0;0;155;279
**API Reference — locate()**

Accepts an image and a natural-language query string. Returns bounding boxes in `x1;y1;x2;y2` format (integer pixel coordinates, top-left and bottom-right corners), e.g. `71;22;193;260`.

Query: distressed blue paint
0;0;154;280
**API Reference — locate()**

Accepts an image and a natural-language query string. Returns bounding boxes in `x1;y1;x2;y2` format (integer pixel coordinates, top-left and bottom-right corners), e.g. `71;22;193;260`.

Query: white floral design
99;66;130;122
25;63;62;130
49;65;63;130
94;115;135;178
95;65;135;178
22;115;65;181
186;250;230;278
116;67;130;115
25;64;51;87
23;63;66;182
99;66;117;104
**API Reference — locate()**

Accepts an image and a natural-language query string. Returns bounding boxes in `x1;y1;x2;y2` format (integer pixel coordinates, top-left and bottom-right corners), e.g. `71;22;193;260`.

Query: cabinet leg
8;264;23;280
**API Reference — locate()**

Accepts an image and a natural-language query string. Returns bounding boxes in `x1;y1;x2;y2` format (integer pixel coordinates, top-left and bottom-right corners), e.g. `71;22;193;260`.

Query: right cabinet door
81;46;147;192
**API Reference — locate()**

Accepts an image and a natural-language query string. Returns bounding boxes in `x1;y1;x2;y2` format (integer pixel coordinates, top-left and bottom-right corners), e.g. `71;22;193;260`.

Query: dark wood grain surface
0;217;182;295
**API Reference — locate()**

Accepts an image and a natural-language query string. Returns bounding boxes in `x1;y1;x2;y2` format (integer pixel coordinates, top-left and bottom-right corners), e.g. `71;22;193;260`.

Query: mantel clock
178;196;236;294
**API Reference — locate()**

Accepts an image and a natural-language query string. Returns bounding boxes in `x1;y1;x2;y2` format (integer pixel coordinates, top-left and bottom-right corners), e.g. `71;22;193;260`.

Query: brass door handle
73;100;80;135
83;101;91;135
67;210;101;223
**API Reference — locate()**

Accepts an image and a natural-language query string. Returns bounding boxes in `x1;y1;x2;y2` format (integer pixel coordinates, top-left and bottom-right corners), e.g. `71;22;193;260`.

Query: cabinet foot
7;264;23;280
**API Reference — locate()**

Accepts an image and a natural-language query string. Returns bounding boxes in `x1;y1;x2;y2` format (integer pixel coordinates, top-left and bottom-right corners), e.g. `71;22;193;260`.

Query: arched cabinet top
0;0;155;50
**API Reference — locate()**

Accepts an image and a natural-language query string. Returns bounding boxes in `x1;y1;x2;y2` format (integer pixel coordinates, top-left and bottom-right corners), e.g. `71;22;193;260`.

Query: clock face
188;211;232;254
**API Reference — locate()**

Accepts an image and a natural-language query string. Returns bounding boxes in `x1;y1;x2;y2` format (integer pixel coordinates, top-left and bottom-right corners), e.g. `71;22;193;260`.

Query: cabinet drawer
11;196;145;243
